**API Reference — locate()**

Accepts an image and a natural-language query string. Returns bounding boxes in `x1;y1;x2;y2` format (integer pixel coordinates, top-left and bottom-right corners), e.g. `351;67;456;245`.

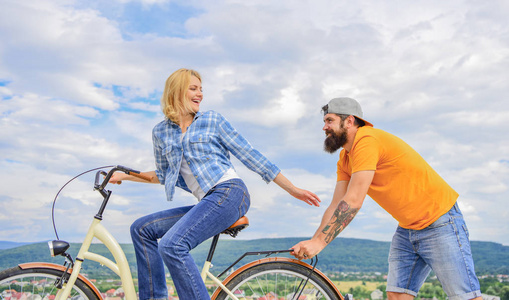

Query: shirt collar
166;111;204;126
194;111;203;120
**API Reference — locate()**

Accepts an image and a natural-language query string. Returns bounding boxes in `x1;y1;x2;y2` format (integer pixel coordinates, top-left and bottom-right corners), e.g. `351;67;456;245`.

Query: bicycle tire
0;266;100;300
213;260;341;300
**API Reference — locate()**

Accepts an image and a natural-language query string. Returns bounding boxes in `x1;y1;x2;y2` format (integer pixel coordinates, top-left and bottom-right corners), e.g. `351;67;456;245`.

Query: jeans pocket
218;187;230;205
427;213;452;229
205;186;230;206
238;193;250;217
462;224;470;238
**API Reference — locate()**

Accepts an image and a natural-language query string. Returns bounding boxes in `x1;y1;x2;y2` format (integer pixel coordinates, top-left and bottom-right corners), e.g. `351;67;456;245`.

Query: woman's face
186;75;203;113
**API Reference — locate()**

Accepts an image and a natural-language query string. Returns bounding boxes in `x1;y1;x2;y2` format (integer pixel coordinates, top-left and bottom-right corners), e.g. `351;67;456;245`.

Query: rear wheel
214;261;341;300
0;266;99;300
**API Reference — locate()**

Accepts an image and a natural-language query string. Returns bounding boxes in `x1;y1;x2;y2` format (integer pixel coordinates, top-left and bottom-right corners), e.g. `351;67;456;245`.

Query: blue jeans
387;202;481;300
130;179;250;300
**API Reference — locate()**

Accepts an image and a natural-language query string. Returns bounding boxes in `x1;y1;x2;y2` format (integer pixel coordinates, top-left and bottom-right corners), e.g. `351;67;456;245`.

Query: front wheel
213;260;342;300
0;266;100;300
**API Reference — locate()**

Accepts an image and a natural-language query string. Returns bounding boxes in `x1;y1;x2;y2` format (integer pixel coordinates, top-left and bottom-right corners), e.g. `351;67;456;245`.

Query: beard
324;128;348;153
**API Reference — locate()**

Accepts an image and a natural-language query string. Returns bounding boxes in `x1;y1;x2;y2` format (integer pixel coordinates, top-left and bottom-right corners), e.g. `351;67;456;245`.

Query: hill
0;241;31;250
0;238;507;278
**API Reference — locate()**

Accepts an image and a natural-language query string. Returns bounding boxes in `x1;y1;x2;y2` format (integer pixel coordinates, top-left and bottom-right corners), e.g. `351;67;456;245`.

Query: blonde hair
161;68;202;124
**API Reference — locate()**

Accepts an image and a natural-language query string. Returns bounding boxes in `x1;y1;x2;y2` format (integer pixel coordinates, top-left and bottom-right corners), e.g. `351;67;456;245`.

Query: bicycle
0;165;350;300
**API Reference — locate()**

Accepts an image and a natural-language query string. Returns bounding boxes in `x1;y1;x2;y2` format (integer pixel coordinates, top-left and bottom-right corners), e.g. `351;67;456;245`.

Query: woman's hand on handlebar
109;172;127;185
109;170;159;184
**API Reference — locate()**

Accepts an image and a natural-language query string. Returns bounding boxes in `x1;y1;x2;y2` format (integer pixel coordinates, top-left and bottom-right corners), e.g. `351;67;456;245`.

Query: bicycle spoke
216;261;339;300
292;275;299;295
0;267;98;300
255;274;265;296
245;281;257;297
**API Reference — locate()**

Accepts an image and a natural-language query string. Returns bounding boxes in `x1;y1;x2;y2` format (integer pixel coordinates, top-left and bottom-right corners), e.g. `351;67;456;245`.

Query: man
291;97;482;300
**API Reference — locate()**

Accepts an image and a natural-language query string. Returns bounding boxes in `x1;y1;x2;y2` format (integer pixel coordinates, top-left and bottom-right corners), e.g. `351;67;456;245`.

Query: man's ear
346;115;356;128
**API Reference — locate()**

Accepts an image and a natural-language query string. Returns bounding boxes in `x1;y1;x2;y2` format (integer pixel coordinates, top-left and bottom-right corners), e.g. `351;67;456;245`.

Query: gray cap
323;97;373;127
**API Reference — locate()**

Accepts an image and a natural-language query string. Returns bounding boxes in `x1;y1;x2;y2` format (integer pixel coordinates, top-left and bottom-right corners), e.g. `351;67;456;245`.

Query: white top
180;157;240;201
179;132;241;200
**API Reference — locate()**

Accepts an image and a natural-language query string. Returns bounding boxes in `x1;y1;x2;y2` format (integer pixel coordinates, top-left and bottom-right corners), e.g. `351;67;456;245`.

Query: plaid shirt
153;110;281;201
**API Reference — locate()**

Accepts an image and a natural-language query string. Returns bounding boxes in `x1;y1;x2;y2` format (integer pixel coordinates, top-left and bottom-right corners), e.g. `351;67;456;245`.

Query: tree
376;284;387;300
500;286;509;300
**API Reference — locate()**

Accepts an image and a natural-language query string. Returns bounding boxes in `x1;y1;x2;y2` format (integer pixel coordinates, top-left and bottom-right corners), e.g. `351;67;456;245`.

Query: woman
110;68;320;299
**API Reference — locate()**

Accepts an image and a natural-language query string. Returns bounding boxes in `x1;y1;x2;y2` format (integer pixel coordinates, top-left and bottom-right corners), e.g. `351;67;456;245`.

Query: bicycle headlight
48;240;70;257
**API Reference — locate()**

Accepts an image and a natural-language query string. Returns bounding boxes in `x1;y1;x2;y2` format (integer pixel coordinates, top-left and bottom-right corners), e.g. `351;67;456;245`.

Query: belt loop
453;202;459;212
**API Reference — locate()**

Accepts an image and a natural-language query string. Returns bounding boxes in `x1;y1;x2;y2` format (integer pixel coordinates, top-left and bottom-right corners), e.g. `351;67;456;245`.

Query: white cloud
230;84;308;127
2;93;99;125
0;0;508;246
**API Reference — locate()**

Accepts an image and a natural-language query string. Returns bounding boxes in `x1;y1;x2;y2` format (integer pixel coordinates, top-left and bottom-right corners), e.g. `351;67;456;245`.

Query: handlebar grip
127;171;154;182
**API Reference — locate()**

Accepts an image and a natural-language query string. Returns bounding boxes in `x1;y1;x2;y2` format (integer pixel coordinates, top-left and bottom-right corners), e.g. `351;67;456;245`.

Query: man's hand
290;238;327;260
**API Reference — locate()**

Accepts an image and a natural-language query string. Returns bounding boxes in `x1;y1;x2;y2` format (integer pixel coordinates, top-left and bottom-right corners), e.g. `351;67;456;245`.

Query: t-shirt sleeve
336;135;381;182
336;152;351;182
350;135;380;173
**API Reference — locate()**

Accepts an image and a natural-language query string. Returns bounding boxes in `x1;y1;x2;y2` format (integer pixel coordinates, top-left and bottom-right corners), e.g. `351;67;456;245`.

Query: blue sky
0;0;508;246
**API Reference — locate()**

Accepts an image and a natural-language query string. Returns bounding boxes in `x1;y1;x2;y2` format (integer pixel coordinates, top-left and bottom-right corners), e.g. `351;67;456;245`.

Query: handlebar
92;165;153;219
128;170;153;181
94;165;153;192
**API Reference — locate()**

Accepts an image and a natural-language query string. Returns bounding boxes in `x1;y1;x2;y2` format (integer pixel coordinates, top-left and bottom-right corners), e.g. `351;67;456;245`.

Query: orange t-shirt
337;126;458;230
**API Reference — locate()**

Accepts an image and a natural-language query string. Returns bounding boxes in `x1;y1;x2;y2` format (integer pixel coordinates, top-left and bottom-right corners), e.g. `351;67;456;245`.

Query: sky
0;0;508;246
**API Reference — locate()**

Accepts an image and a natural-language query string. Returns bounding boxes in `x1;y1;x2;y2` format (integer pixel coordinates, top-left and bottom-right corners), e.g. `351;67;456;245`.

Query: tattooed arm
291;170;374;260
311;180;349;240
322;200;359;243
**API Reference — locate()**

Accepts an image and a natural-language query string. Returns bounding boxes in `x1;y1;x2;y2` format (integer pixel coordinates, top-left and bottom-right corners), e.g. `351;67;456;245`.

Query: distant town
2;272;508;300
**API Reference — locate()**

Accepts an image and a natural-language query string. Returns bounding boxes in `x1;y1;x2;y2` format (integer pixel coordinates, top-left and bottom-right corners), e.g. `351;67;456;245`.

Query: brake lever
94;170;108;190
